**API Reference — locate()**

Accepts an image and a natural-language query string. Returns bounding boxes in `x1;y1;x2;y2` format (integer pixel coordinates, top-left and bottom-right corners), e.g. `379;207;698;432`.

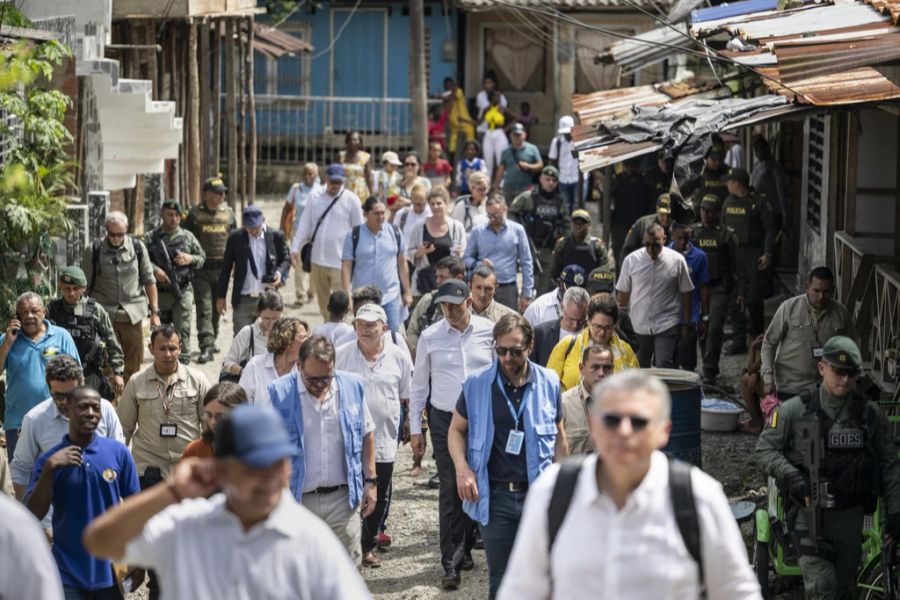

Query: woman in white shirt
407;187;467;299
391;183;432;241
451;171;490;233
239;317;309;407
220;290;283;382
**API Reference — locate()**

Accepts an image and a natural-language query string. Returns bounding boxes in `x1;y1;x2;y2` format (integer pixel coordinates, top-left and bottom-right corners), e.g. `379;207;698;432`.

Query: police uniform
145;201;206;363
509;166;571;294
681;145;729;218
47;266;125;396
693;196;740;383
619;194;673;260
549;209;608;283
183;178;236;361
610;166;652;263
721;168;776;349
756;337;900;599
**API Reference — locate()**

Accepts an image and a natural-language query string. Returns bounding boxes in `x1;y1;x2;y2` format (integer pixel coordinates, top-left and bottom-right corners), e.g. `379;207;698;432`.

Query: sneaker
376;532;392;548
362;550;382;568
428;473;440;489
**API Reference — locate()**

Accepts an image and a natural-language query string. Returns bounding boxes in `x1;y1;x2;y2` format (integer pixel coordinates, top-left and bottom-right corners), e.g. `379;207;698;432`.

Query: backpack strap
547;455;587;551
563;334;578;362
669;458;705;598
351;224;402;279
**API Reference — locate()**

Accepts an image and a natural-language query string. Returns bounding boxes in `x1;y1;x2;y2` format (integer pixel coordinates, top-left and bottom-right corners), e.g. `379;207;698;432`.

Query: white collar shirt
616;246;695;336
222;321;268;372
299;376;374;492
123;490;372;600
241;225;268;296
522;289;561;327
450;197;488;233
498;452;762;600
393;206;432;241
334;329;412;364
238;352;280;408
291;186;363;269
335;341;413;462
408;314;495;434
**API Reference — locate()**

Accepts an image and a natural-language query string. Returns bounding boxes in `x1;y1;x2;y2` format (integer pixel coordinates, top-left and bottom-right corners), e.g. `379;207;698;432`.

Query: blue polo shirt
1;324;80;430
668;242;710;323
463;220;535;297
341;224;407;304
26;434;139;591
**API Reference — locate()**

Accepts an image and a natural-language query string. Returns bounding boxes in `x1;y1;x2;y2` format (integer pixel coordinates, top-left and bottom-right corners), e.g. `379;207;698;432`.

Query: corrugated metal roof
775;35;900;81
760;65;900;103
455;0;671;8
253;23;313;58
597;25;693;74
572;79;717;126
865;0;900;23
691;0;778;24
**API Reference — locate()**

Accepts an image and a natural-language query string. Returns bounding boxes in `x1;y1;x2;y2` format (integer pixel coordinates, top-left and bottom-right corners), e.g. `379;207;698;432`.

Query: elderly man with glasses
267;335;377;566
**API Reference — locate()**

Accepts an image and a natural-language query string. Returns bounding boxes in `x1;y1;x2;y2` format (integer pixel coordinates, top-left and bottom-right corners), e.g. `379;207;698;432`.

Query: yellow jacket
546;329;639;391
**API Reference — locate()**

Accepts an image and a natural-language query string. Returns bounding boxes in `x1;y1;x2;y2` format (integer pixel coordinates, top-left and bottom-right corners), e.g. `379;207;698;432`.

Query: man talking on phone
0;292;79;461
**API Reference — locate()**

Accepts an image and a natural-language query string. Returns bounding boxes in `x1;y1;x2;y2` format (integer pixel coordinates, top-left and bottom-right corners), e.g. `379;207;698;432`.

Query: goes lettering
201;224;228;234
726;207;746;215
698;239;718;248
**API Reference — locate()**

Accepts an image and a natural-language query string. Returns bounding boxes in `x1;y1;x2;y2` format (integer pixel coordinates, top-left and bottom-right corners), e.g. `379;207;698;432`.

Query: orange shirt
180;438;214;461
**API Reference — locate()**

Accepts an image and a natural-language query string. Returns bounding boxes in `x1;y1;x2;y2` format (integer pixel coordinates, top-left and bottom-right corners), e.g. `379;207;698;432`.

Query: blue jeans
479;487;527;599
559;182;578;212
4;428;19;463
63;585;121;600
382;297;402;332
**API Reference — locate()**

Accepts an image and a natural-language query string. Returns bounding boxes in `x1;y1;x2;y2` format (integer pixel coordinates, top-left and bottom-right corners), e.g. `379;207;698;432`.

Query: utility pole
409;0;428;157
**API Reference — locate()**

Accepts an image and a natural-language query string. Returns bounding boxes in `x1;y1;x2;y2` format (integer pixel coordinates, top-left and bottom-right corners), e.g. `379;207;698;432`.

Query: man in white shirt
291;164;364;320
409;279;494;589
548;115;580;212
0;494;64;599
336;304;412;568
616;223;694;369
523;264;586;327
83;404;371;600
498;370;762;600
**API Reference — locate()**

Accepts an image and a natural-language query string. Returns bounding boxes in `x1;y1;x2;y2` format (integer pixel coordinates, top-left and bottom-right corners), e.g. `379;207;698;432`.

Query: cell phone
261;273;276;284
9;304;18;336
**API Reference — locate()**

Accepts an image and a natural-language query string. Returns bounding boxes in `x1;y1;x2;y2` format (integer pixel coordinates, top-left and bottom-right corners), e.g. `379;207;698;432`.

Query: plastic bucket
644;368;702;467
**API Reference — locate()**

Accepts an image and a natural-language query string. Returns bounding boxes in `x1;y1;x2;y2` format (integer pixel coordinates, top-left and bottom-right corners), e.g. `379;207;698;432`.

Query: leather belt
490;481;529;492
310;484;348;495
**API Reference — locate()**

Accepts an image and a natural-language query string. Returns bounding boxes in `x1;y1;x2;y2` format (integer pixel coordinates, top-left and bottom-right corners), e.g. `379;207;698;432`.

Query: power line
311;0;363;60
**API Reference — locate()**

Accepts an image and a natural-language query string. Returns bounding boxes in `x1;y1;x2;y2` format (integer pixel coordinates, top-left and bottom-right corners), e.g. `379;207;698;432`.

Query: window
255;21;312;97
483;26;547;93
574;29;632;94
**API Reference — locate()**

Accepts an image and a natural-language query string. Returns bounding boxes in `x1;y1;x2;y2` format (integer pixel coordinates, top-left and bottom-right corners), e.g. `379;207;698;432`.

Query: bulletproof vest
697;168;728;204
47;298;100;371
189;204;233;260
722;194;765;248
529;191;565;247
692;224;731;281
150;228;193;288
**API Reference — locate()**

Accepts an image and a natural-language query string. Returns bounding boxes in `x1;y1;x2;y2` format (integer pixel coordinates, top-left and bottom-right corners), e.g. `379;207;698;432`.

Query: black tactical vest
722;194;765;248
47;298;99;371
529;191;565;248
150;228;193;288
692;224;732;282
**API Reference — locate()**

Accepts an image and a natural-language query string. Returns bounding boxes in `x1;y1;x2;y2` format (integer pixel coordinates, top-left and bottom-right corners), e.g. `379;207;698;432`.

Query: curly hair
267;317;309;355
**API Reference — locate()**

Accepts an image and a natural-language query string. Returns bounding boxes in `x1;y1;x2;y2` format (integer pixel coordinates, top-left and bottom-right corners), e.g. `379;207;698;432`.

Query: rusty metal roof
759;65;900;104
252;23;312;59
865;0;900;23
572;79;716;126
455;0;671;9
596;25;693;75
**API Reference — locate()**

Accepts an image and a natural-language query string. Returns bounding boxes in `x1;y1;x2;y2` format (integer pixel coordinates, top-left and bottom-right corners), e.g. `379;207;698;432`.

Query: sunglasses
828;364;859;378
495;345;527;358
599;411;651;432
304;374;334;385
107;232;126;238
50;390;69;401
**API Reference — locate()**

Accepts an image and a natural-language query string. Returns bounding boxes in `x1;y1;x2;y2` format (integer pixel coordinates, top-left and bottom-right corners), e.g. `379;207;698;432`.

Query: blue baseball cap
242;204;264;228
214;405;298;467
326;163;345;182
560;264;587;288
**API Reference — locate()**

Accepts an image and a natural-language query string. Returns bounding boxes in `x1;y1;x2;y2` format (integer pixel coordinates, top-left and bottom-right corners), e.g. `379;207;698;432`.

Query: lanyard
157;379;178;417
496;370;528;431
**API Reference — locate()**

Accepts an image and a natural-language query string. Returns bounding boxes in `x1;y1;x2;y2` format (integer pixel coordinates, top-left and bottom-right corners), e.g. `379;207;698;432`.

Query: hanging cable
311;0;363;60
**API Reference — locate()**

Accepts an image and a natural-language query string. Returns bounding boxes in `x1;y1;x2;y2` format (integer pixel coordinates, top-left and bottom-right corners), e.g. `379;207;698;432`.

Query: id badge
505;430;524;455
160;423;178;438
811;346;824;359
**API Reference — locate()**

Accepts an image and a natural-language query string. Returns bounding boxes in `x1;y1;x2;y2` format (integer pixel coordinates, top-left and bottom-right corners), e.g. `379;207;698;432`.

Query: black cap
434;279;470;305
587;267;615;293
724;167;750;187
203;176;228;193
706;145;725;160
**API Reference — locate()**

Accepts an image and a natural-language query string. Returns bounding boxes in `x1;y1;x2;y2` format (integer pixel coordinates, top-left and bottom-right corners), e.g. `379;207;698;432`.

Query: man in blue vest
448;313;569;599
267;335;377;566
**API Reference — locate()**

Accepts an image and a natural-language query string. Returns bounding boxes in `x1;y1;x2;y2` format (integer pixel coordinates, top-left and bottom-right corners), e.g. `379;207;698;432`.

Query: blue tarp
690;0;779;24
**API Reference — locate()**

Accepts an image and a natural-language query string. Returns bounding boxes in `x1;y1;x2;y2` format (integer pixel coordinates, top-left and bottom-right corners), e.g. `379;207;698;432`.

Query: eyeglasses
487;212;503;220
495;345;527;357
304;374;334;386
50;390;69;401
599;412;651;432
589;323;615;333
107;232;126;238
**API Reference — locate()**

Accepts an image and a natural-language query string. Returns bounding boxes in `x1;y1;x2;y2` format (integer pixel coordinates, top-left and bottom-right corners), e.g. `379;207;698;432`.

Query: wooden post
247;16;257;201
602;166;612;250
170;23;181;202
145;20;158;99
409;0;428;157
237;18;247;207
225;18;238;211
199;18;211;178
189;19;201;205
212;18;222;177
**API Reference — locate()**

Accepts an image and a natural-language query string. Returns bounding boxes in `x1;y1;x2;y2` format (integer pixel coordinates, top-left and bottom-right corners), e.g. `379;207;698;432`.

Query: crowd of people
0;98;897;600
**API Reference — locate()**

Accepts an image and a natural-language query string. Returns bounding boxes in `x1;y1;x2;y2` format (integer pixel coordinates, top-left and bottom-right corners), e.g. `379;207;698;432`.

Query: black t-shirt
456;367;563;484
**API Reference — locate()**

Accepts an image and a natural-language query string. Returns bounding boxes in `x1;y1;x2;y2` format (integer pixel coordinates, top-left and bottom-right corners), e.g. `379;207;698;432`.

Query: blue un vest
462;360;560;525
268;368;366;508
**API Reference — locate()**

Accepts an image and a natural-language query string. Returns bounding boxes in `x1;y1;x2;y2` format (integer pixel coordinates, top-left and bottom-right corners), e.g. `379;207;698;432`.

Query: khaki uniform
756;387;900;599
474;300;517;324
144;225;206;360
117;362;210;477
561;382;594;455
620;213;671;260
183;202;236;352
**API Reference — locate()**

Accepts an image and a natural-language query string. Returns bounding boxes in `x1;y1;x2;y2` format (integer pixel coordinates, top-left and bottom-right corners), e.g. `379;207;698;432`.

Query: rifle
151;230;182;300
884;536;896;597
796;412;834;546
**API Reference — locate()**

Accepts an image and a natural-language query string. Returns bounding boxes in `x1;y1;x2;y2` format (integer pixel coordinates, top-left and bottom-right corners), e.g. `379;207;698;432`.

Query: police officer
610;157;652;264
682;143;729;214
183;176;236;364
643;151;673;201
548;209;608;283
145;200;206;365
756;336;900;599
693;194;740;385
47;266;125;398
509;165;571;294
620;193;674;260
721;167;776;355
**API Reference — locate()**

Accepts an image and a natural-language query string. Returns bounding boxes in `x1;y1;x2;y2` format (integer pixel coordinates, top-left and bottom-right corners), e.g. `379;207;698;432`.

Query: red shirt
423;159;452;178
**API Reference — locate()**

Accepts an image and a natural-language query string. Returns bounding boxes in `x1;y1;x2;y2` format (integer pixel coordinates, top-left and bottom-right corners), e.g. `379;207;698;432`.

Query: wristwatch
701;315;710;322
364;477;378;486
149;306;160;316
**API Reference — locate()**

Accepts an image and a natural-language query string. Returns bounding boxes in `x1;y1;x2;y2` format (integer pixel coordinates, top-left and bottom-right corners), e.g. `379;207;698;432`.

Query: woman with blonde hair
238;317;309;407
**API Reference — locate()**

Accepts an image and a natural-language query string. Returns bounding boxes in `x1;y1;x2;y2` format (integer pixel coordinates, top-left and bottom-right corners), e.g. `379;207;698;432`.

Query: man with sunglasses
760;266;856;401
268;335;377;566
531;286;590;367
561;345;614;455
499;371;761;599
757;336;900;599
449;313;568;599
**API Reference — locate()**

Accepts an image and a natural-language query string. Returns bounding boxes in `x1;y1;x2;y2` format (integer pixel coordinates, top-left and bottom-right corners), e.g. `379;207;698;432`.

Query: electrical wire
311;0;363;60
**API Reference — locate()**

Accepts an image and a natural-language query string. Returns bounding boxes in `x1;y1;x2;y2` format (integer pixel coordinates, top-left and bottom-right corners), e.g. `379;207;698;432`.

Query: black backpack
548;456;705;597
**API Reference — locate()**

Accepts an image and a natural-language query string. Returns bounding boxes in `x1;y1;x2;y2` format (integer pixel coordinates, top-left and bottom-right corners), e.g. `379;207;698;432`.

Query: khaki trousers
113;320;144;382
310;264;342;319
302;489;362;566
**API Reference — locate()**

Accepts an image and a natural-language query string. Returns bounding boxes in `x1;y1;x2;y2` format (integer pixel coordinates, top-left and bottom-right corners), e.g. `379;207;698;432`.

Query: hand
482;258;494;269
149;313;161;328
360;483;377;517
519;296;532;312
265;271;282;288
764;382;775;396
517;160;530;171
403;291;413;307
411;434;425;458
173;252;193;266
113;375;125;396
4;318;20;344
453;245;463;257
456;465;479;502
154;268;170;284
784;471;809;507
757;254;771;271
228;363;243;376
169;457;219;500
290;251;300;266
418;243;435;258
216;298;226;315
401;415;410;444
46;445;83;471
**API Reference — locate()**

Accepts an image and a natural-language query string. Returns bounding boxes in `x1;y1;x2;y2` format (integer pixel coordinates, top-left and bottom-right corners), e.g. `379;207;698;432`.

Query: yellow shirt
546;329;639;391
485;105;505;131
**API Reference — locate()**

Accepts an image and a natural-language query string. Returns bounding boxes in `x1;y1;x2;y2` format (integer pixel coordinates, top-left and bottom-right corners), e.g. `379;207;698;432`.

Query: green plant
0;38;74;322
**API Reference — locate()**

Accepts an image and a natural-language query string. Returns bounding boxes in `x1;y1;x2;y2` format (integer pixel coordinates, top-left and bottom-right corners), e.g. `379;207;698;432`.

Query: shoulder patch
770;409;778;429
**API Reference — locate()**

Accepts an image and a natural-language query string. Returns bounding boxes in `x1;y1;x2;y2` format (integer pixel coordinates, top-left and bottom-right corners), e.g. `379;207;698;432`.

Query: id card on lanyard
497;372;528;456
158;379;179;438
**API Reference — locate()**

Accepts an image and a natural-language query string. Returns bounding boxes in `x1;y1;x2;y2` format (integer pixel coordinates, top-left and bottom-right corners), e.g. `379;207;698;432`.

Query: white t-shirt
548;135;579;184
312;321;354;345
392;205;432;242
238;352;281;408
291;186;364;269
